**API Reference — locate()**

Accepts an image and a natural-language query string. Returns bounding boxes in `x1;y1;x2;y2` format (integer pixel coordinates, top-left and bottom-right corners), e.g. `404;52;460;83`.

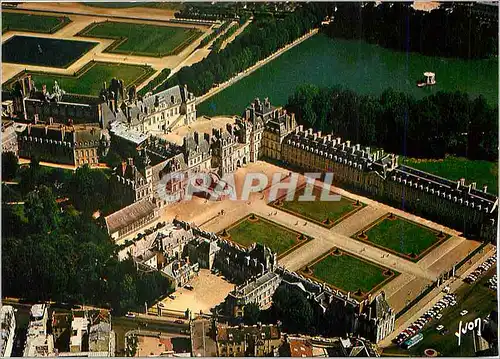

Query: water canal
198;34;498;116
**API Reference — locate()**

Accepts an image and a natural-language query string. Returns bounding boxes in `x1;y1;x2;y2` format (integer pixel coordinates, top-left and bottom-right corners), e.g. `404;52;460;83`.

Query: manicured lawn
274;185;361;227
309;252;394;295
383;267;497;357
2;11;70;34
30;61;155;96
224;215;306;255
2;36;97;68
403;156;498;195
359;216;445;260
78;21;202;57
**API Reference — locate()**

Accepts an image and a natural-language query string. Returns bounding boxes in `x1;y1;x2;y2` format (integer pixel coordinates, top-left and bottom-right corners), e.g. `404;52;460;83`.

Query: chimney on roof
368;306;372;321
460;178;465;186
121;161;127;176
45;124;48;135
346;140;351;147
471;182;476;190
483;185;488;193
128;157;133;166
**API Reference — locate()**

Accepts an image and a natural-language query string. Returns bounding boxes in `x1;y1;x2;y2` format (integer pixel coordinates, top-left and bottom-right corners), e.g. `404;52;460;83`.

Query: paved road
378;246;496;348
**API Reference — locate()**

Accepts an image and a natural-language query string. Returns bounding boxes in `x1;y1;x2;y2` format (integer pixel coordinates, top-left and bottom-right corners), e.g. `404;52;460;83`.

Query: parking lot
156;269;234;315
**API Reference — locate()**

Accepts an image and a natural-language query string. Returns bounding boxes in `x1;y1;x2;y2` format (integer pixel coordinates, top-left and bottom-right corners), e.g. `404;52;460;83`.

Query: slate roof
20;124;101;148
105;199;156;234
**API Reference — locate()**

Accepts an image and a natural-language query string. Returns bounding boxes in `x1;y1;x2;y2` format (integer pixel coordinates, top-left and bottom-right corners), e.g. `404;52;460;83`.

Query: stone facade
17;123;106;167
1;120;18;155
278;267;395;344
281;126;498;241
215;323;282;357
103;83;196;133
7;74;103;125
225;271;282;317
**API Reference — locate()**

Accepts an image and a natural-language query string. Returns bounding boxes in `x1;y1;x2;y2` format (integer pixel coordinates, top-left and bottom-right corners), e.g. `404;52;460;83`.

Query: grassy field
2;36;96;68
273;185;362;227
2;11;70;34
79;21;202;57
30;61;155;96
224;214;307;255
403;156;498;195
383;267;497;357
357;216;446;261
308;251;395;295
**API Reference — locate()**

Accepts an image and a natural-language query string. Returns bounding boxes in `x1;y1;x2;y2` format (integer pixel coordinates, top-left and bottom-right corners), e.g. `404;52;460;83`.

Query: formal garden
219;213;311;258
77;20;203;57
301;248;398;299
25;61;155;96
353;213;450;262
270;184;363;228
2;35;97;68
2;11;71;34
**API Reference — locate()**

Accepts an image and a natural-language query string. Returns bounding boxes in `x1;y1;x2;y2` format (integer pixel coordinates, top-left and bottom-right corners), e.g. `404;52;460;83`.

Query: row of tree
2;161;171;314
211;22;240;52
198;21;231;48
325;2;498;59
286;85;498;161
164;3;331;96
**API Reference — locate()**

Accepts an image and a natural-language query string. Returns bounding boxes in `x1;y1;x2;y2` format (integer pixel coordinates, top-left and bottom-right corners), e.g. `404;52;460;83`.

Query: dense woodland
2;159;171;313
163;3;331;96
286;85;498;161
325;2;498;59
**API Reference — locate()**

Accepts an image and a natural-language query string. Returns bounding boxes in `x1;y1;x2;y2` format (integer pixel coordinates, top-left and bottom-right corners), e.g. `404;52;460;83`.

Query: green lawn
309;252;394;295
78;21;202;57
359;216;445;260
2;11;70;33
383;267;497;357
30;61;155;96
275;186;361;227
403;156;498;195
224;215;306;255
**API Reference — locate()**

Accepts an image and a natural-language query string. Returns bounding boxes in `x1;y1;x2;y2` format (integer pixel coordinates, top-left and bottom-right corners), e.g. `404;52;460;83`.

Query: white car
460;310;468;316
125;312;136;318
436;325;444;331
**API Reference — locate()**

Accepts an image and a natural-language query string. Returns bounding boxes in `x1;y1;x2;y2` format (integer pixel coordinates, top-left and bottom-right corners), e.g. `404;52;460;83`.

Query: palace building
17;123;107;167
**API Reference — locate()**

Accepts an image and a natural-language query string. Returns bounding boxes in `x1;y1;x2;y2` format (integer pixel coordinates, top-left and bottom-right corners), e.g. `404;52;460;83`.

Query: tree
2;151;18;181
272;285;314;333
24;185;60;234
243;302;261;325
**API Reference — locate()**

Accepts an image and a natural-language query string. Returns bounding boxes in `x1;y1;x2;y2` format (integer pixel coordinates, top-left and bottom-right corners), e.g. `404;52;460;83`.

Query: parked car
436;325;444;331
184;284;194;290
168;294;176;299
125;312;136;318
460;310;468;316
175;319;184;324
158;303;165;308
